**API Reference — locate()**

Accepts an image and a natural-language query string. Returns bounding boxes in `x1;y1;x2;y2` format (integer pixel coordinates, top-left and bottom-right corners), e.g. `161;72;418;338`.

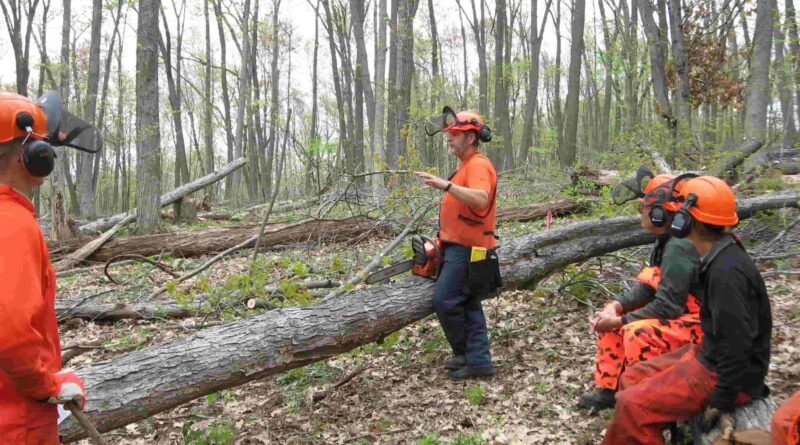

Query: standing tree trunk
372;0;388;191
158;5;191;193
0;0;38;95
264;0;282;201
212;0;235;201
135;0;162;234
203;0;215;199
306;0;321;194
322;0;349;170
668;0;690;130
494;0;513;170
76;0;103;219
785;0;800;130
230;0;252;206
351;0;375;138
520;0;551;167
560;0;585;167
775;1;797;144
743;0;776;143
638;0;675;132
385;0;420;167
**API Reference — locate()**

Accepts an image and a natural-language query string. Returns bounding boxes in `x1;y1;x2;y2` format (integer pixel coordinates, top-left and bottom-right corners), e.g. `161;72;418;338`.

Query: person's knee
433;293;461;314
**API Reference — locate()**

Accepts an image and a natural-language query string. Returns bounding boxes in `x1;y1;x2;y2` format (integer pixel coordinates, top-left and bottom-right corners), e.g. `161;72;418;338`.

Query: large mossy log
58;191;799;442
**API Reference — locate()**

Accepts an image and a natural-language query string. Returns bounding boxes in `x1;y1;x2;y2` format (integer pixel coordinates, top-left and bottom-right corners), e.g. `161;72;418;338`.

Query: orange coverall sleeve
0;220;57;400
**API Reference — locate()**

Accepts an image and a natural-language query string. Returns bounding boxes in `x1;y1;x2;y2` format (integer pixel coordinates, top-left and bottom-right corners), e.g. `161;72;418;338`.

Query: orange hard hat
443;111;485;133
679;176;739;226
0;93;48;144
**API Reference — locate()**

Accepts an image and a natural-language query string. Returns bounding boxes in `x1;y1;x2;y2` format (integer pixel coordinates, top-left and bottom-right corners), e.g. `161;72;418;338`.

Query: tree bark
744;0;775;144
59;217;386;263
494;0;513;169
0;0;38;95
774;4;797;144
638;0;674;129
212;0;236;201
520;0;551;166
135;0;163;235
230;0;252;205
57;191;800;442
79;157;247;234
560;0;585;167
76;0;103;219
203;0;215;200
372;0;388;192
668;0;690;128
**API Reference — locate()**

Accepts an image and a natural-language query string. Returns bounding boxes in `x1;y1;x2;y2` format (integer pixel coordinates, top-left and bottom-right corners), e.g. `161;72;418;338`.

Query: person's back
698;236;771;409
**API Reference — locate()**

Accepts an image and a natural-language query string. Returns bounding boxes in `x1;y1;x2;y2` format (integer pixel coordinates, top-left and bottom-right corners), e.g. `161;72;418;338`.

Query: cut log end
691;398;777;445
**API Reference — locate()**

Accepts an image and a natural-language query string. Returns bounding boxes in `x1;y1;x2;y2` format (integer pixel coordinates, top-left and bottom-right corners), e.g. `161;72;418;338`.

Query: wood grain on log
58;191;799;442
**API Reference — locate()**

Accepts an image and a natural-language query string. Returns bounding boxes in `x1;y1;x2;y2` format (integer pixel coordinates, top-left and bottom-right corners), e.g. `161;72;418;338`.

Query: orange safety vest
438;152;498;248
636;266;701;314
0;185;60;436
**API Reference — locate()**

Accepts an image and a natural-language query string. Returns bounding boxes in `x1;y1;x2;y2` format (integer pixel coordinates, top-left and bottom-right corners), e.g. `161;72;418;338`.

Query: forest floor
56;214;800;445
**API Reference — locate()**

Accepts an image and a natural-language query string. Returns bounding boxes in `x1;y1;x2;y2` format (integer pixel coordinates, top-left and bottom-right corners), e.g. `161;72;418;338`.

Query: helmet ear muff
478;123;492;142
649;204;668;227
670;193;697;238
22;140;56;177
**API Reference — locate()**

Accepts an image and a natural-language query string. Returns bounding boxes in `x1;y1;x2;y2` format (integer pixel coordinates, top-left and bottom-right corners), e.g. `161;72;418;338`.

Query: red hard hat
0;93;48;144
443;111;484;133
679;176;739;226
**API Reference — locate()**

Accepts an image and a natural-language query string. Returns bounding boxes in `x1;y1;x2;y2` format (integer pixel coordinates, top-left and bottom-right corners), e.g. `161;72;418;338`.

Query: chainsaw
365;235;443;284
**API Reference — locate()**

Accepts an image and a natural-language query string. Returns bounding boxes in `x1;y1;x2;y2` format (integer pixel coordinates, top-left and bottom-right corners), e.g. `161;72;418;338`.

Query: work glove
701;406;735;438
48;371;86;409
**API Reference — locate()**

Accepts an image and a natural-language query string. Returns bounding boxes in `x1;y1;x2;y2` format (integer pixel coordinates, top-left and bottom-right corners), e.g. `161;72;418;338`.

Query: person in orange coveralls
0;92;88;444
602;176;772;445
578;168;704;412
773;390;800;445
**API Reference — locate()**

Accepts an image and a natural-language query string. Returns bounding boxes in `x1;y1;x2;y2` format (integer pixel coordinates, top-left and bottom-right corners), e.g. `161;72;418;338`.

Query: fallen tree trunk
712;139;765;176
78;157;247;234
56;280;342;322
53;214;136;272
690;398;777;445
58;191;799;442
53;217;384;263
496;198;579;222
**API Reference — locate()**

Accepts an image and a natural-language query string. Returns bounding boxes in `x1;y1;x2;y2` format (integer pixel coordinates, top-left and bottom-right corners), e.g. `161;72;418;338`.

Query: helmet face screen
612;165;655;205
425;106;457;136
37;91;102;154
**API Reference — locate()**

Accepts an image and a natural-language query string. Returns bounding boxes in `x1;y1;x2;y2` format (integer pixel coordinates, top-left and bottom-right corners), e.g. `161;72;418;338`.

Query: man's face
447;131;471;158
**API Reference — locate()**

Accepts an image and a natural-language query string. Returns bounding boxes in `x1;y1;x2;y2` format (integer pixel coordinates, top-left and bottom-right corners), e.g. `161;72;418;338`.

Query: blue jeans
432;243;492;367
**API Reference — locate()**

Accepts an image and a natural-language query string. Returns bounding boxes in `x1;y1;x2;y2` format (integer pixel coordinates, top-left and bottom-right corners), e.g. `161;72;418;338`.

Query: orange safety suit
438;151;497;249
773;391;800;445
0;184;61;444
594;266;703;390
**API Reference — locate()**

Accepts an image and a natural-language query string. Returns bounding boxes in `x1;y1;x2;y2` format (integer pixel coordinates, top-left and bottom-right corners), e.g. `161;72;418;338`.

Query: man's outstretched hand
415;171;448;191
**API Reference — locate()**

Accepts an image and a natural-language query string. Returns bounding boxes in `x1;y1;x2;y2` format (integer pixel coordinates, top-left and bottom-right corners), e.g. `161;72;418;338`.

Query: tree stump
690;398;777;445
50;190;78;242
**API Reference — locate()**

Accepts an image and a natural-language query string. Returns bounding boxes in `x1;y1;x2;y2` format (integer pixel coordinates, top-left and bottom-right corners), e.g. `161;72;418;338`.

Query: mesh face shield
424;106;458;136
611;165;655;205
36;91;102;154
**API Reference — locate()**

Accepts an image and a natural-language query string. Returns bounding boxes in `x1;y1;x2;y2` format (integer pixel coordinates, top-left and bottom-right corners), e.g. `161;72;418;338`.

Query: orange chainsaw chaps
594;298;703;390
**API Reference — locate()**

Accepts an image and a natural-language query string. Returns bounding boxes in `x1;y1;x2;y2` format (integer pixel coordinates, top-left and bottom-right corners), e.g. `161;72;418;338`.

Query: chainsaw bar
364;259;414;284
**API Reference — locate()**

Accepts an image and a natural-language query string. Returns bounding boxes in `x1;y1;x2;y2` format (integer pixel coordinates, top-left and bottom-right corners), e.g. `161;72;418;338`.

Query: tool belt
462;245;503;298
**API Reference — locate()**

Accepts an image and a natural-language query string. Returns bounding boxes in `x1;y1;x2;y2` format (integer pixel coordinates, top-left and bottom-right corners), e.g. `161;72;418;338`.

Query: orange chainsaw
365;235;443;284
